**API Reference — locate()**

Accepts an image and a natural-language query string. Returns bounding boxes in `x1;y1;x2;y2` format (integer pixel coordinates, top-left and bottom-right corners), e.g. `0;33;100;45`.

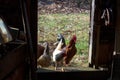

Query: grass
38;13;90;54
38;13;90;67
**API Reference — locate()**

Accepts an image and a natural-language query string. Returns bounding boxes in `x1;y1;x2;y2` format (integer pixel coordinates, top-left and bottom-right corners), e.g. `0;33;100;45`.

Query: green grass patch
38;13;90;55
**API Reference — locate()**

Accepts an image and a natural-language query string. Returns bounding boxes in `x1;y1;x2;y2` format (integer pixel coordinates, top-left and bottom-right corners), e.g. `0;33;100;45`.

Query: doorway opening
37;0;91;72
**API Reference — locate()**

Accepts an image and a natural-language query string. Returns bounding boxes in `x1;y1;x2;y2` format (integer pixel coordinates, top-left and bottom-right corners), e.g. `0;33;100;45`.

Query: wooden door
89;0;115;69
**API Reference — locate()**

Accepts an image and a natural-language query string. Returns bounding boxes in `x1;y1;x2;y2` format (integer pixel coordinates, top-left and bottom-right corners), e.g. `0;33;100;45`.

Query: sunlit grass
38;13;90;65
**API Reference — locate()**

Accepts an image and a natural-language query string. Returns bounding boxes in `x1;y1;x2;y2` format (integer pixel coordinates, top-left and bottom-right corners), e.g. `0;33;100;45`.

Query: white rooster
52;39;66;71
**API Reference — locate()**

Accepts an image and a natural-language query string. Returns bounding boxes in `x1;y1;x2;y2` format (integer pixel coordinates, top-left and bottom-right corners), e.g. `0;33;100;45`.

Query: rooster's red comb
72;35;77;42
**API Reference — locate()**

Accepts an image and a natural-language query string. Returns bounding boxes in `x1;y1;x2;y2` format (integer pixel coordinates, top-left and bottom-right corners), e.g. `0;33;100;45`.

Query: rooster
52;39;66;71
37;42;51;67
64;35;77;66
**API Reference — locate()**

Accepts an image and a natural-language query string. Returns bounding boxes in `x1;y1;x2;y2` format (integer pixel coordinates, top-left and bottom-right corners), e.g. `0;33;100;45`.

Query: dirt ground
37;0;90;71
38;0;90;14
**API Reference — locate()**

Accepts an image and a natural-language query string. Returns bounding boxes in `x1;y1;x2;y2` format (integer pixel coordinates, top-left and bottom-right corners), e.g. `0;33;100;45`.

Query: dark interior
0;0;120;80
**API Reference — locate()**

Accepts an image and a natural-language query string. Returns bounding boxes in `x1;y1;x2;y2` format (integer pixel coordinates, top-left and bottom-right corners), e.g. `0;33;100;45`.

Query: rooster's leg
61;67;65;72
55;62;57;71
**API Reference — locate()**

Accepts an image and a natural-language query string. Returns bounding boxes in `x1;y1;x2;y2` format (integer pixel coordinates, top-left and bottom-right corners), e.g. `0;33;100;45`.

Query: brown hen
37;43;45;59
37;42;51;67
64;35;77;66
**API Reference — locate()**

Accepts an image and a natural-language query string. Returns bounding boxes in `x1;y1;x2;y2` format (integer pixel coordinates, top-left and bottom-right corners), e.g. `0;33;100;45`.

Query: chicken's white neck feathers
55;39;63;50
53;39;64;62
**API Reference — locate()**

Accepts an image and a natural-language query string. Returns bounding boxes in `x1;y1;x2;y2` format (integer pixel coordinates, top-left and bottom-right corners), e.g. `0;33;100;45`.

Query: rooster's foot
61;67;65;72
55;67;57;71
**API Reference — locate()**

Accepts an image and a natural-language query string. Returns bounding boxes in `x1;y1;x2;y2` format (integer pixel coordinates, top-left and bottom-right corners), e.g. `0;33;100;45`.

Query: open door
88;0;115;71
36;0;110;80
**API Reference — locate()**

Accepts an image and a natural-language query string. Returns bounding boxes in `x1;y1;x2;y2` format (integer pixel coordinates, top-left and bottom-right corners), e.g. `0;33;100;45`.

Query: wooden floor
37;66;100;72
36;66;110;80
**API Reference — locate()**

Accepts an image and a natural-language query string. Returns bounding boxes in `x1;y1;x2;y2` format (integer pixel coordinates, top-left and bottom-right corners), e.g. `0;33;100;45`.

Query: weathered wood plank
0;43;26;80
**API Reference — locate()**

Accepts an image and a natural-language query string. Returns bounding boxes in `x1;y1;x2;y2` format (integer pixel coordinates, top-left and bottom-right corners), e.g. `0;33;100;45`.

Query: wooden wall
0;0;38;80
111;0;120;80
89;0;116;70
